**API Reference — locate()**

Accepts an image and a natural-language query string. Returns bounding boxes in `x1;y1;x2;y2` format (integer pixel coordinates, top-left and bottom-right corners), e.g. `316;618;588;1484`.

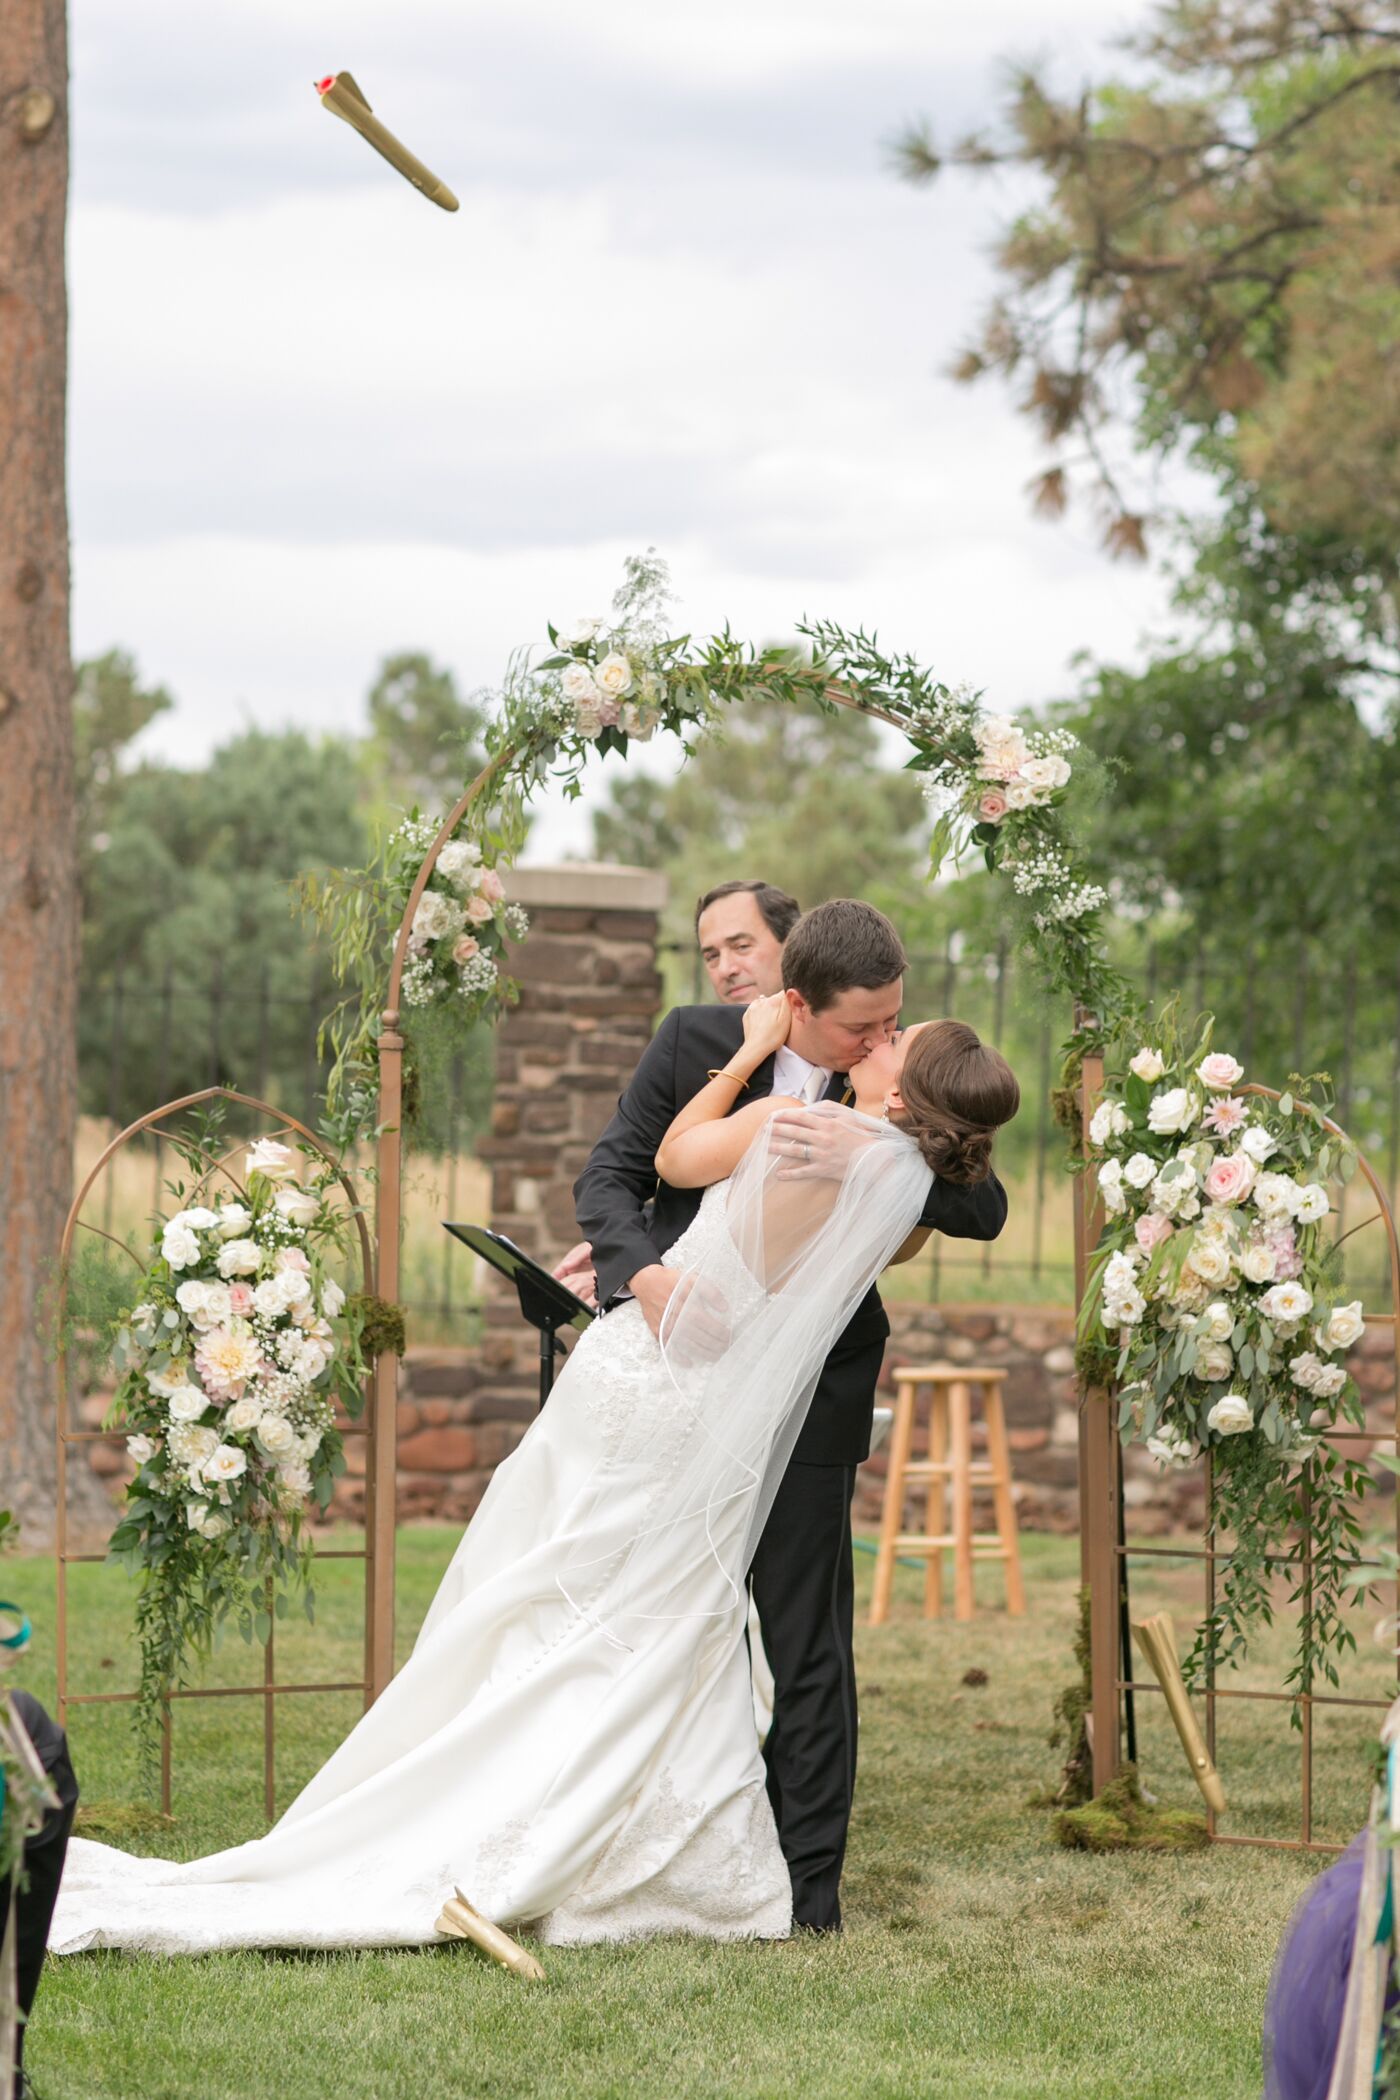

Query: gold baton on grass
436;1888;545;1981
1133;1611;1227;1816
315;71;459;212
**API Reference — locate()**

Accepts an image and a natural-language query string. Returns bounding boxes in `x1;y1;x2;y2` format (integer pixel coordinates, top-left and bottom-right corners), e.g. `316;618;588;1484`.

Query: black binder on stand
442;1223;596;1409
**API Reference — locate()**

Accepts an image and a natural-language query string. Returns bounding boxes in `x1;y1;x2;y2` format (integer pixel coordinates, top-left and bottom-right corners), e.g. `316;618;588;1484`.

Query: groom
574;898;1008;1931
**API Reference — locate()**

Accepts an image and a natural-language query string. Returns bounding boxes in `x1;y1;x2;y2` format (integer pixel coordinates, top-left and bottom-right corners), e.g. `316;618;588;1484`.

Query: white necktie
801;1066;829;1106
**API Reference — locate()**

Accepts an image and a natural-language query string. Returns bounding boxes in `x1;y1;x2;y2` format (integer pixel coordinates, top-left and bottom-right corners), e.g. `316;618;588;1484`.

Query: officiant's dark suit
574;1002;1007;1930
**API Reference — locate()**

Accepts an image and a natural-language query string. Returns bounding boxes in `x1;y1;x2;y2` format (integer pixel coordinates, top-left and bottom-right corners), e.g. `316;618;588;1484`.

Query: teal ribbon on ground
0;1607;30;1655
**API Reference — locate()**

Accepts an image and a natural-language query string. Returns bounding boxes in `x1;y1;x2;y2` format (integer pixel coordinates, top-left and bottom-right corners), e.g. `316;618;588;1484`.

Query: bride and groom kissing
53;893;1018;1958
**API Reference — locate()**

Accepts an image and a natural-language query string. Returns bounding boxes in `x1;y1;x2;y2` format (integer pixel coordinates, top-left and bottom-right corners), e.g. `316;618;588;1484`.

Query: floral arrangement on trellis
105;1136;367;1783
1082;1005;1368;1698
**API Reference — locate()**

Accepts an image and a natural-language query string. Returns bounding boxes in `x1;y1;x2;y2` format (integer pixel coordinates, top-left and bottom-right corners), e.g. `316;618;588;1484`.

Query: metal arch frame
1077;1067;1400;1845
54;1086;378;1820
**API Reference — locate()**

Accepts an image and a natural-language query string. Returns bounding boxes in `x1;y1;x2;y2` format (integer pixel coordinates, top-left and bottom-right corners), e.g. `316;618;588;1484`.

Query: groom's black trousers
750;1461;859;1934
1;1692;79;2097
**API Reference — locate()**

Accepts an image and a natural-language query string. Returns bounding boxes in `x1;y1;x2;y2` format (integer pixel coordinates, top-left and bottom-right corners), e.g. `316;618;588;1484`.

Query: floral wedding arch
80;553;1398;1815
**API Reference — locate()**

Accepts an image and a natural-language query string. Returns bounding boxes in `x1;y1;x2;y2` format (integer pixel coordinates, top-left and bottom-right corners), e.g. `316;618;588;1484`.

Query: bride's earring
880;1100;891;1122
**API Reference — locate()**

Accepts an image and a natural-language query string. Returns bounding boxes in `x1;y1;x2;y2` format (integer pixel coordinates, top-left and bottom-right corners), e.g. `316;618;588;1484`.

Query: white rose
161;1222;202;1271
1207;1394;1254;1437
224;1395;262;1433
1123;1153;1157;1191
975;717;1031;776
1104;1287;1147;1328
169;1206;220;1233
278;1459;313;1497
557;616;601;646
1000;778;1034;811
1319;1301;1365;1351
1019;754;1071;794
1148;1088;1198;1136
216;1239;262;1279
1090;1102;1131;1145
1129;1049;1165;1083
253;1275;295;1320
321;1278;347;1319
1200;1302;1234;1343
411;890;465;946
1193;1341;1234;1383
1289;1352;1325;1392
246;1139;297;1181
1240;1242;1277;1284
213;1202;253;1241
1260;1281;1314;1324
561;662;603;706
1310;1364;1347;1399
126;1434;156;1464
436;839;483;889
167;1388;209;1423
1240;1126;1277;1165
1252;1172;1300;1222
1293;1184;1330;1224
256;1414;298;1459
203;1443;247;1483
1186;1237;1232;1286
175;1280;232;1331
1146;1431;1196;1469
594;651;634;699
274;1187;320;1229
295;1429;324;1461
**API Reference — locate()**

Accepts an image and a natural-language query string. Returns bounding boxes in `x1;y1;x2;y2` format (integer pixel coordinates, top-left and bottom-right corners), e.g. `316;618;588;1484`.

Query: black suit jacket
573;1005;1008;1466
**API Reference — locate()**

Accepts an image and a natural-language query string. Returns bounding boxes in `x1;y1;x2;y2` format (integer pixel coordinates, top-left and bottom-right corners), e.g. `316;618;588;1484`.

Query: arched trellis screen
54;1088;383;1817
1075;1058;1400;1847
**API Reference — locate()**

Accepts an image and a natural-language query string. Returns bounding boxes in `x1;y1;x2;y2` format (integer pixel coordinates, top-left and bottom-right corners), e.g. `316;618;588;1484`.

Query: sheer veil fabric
52;1109;931;1956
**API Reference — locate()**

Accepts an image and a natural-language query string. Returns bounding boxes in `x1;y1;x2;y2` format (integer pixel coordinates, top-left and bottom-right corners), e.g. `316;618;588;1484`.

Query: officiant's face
696;893;786;1004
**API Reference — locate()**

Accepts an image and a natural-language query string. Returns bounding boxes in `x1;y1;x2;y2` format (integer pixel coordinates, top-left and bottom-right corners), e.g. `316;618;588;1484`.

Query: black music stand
443;1223;596;1409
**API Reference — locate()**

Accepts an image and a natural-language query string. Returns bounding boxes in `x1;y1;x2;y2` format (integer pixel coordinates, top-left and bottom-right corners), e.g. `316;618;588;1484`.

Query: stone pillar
471;861;669;1425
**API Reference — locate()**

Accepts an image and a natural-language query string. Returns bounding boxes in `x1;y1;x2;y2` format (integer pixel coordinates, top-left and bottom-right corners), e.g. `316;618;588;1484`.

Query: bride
53;1000;1018;1956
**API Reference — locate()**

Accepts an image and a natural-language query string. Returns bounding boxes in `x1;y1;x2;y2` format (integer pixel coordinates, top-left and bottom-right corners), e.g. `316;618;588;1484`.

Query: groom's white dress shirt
772;1046;833;1105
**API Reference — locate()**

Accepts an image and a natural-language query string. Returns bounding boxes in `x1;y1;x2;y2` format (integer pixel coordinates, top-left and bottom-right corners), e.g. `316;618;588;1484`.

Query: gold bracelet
706;1067;749;1090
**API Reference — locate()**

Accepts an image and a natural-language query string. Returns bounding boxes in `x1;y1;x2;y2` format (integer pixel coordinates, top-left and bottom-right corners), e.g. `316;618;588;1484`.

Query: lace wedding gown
52;1114;930;1957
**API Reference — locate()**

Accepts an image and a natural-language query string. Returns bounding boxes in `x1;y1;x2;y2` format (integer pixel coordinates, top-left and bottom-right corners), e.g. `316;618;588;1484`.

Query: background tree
360;651;491;818
0;0;97;1535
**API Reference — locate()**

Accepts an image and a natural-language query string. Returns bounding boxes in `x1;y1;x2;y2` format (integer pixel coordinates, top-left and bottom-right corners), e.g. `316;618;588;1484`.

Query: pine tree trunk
0;1;98;1542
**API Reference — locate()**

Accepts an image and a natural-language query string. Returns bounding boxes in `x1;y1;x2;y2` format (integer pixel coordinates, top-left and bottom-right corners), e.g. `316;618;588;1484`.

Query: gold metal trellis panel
53;1087;389;1821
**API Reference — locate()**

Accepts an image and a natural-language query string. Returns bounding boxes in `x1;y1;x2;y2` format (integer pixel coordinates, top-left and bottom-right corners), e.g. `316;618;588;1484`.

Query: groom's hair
693;879;801;943
781;900;906;1012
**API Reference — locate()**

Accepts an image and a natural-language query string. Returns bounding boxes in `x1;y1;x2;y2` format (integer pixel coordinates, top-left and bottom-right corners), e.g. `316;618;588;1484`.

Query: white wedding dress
52;1112;930;1957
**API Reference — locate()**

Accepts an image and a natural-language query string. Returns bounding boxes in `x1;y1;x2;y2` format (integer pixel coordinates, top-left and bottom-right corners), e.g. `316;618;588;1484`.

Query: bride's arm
655;992;798;1189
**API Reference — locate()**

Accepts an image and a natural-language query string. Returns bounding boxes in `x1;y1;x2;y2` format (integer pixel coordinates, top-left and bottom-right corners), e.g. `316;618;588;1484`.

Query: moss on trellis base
349;1293;407;1360
1054;1767;1208;1853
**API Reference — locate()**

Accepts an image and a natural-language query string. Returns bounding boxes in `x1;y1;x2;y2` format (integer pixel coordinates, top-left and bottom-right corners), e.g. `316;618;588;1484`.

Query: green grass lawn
6;1528;1376;2100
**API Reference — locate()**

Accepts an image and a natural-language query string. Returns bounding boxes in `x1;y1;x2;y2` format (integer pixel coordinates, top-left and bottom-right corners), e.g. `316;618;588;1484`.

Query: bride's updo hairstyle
892;1021;1020;1185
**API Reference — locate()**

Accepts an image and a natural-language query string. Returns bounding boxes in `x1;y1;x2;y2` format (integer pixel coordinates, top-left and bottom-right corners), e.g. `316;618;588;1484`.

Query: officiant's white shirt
772;1046;833;1104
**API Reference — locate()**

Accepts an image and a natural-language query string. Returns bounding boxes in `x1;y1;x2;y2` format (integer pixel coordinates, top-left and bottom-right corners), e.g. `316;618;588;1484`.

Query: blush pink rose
1198;1052;1245;1091
1134;1214;1174;1254
478;869;505;904
1205;1153;1255;1206
978;791;1008;823
452;934;480;964
275;1246;311;1274
464;894;494;926
1204;1096;1247;1137
227;1284;253;1315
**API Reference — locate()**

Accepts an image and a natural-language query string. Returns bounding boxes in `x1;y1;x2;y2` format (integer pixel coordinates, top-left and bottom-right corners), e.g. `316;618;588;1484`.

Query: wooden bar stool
869;1363;1026;1625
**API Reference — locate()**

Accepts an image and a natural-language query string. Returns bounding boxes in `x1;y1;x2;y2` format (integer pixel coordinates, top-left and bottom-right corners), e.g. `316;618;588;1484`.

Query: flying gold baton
1133;1611;1227;1816
315;71;459;213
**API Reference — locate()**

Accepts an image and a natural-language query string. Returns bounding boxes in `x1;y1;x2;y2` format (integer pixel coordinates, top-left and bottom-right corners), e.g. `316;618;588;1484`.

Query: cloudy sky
70;0;1174;856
